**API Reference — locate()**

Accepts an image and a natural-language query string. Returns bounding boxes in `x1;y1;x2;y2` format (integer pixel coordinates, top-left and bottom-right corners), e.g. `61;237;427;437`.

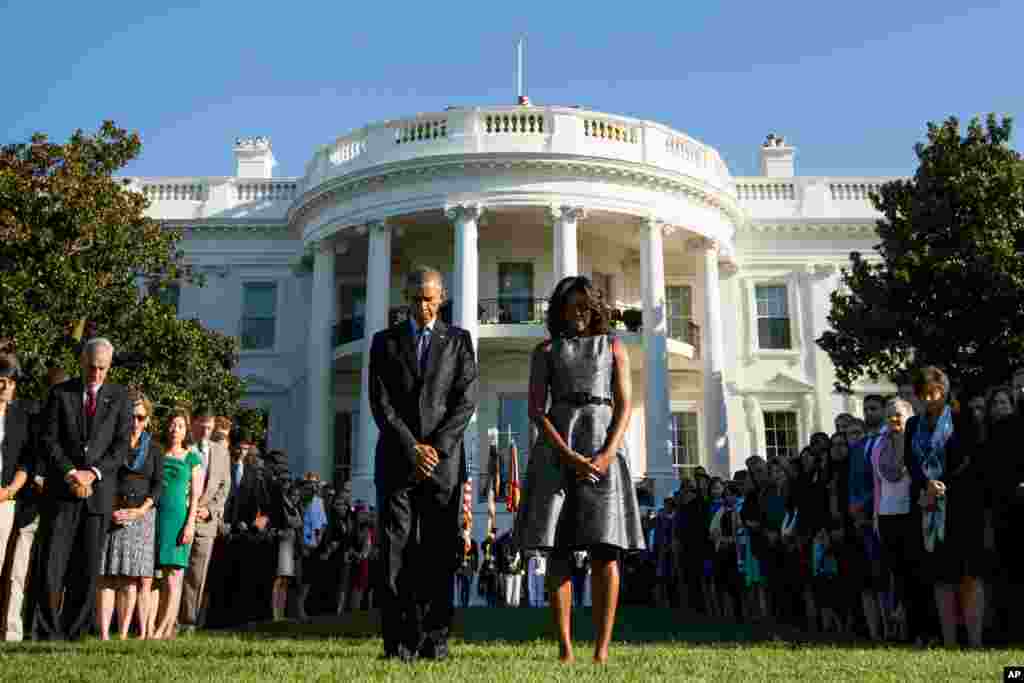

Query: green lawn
1;634;1022;682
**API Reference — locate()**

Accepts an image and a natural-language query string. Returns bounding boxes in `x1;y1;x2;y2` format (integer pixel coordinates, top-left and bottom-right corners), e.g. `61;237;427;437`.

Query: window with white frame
666;285;693;345
241;282;278;350
669;411;700;478
755;284;792;350
763;411;799;459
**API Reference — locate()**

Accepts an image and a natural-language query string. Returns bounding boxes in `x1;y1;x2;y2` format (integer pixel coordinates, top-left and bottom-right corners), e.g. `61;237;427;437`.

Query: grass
1;633;1023;682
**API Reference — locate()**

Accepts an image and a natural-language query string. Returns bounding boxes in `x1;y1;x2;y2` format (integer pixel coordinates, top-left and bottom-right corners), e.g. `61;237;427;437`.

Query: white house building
127;104;896;535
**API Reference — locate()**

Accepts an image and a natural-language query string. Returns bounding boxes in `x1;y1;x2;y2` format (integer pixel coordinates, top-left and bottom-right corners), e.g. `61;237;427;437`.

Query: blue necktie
417;328;430;374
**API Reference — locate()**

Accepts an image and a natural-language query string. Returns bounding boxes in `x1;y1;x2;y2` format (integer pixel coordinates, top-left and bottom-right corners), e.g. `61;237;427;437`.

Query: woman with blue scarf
905;366;985;648
96;391;164;640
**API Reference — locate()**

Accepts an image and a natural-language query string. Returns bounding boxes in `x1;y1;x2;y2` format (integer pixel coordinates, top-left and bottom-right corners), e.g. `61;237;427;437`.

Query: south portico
299;212;739;509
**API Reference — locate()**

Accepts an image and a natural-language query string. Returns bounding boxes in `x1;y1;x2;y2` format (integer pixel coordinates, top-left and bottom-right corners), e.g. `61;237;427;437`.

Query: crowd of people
2;312;1022;654
0;342;381;641
644;368;1024;648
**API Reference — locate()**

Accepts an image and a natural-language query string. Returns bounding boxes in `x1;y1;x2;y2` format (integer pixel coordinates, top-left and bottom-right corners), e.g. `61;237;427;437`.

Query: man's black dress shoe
419;639;449;661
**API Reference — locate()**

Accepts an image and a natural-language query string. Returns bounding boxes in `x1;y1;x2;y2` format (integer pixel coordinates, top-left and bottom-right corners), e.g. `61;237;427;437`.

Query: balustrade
394;118;447;144
235;181;297;202
735;182;796;201
483;112;546;134
829;182;882;201
583;118;639;144
142;183;206;201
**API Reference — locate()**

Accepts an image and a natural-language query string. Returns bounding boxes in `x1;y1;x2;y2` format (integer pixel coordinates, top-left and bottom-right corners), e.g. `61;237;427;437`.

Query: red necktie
86;388;97;418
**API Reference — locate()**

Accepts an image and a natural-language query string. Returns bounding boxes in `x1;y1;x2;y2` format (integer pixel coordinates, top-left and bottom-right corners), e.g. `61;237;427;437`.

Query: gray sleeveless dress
516;335;645;552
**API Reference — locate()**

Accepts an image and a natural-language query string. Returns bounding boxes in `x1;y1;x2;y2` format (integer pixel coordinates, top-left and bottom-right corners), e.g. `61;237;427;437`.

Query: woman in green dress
153;408;203;640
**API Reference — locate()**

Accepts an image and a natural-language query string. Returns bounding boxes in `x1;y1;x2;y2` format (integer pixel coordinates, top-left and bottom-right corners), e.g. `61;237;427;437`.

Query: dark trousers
33;499;108;640
377;480;460;656
880;511;936;642
457;574;471;608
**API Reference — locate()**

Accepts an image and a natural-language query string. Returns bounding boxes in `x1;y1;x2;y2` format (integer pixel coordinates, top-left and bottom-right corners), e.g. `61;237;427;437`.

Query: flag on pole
507;434;521;513
486;428;500;535
462;478;473;553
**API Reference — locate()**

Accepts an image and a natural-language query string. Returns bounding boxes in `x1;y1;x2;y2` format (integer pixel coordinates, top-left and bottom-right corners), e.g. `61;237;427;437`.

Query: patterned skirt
100;508;156;578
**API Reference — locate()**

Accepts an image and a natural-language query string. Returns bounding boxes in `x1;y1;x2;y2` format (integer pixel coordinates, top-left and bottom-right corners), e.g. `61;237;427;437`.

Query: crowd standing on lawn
1;284;1024;660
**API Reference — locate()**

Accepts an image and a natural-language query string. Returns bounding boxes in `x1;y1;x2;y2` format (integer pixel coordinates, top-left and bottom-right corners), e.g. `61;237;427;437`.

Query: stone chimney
759;133;795;177
233;136;277;178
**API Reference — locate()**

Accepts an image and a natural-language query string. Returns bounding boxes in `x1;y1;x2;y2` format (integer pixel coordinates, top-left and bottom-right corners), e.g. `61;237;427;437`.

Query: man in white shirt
179;406;229;632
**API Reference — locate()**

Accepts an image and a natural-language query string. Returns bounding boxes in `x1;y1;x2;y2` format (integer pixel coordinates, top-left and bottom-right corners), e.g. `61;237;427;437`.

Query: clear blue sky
2;0;1020;179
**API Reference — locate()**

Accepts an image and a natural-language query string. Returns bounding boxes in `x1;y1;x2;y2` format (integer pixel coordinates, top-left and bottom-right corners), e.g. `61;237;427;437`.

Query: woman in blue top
903;365;985;648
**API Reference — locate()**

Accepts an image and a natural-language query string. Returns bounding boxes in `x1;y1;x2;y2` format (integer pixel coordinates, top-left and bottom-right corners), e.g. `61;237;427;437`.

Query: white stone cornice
739;221;877;235
291;156;745;235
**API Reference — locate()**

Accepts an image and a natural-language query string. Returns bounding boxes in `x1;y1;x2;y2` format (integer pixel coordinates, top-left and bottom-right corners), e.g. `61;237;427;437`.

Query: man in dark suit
34;337;132;640
369;265;478;661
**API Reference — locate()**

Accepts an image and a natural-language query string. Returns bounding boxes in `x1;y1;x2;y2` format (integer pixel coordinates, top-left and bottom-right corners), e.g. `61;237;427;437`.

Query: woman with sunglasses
96;390;163;639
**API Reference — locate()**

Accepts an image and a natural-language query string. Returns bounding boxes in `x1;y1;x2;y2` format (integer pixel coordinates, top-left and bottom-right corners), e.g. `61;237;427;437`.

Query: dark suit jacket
2;401;35;488
40;378;132;515
369;319;478;499
225;462;267;529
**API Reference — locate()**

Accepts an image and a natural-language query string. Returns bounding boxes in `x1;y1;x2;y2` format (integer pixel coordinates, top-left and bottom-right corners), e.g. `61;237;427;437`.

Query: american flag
462;478;473;553
506;430;521;513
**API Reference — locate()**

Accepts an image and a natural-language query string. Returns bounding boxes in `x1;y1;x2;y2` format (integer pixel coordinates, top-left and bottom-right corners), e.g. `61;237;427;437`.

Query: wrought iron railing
478;297;548;325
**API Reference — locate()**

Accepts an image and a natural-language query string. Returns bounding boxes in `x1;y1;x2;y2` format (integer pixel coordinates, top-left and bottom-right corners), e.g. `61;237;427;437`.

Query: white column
550;206;584;284
697;238;730;477
447;204;483;351
306;239;336;479
446;204;482;482
640;218;673;501
743;395;764;463
807;264;839;433
354;220;392;505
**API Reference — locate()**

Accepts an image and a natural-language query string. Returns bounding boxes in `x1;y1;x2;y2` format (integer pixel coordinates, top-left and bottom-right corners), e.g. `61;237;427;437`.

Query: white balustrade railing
829;182;883;201
393;118;447;144
583;117;640;144
236;181;298;202
735;182;797;201
142;183;206;201
484;112;547;134
301;107;736;194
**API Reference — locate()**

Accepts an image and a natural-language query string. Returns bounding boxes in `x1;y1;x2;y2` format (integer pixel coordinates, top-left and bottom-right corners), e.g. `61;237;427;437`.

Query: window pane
241;318;276;350
666;286;692;343
755;285;788;318
498;263;534;323
244;283;277;318
670;411;699;475
758;318;791;350
763;411;799;459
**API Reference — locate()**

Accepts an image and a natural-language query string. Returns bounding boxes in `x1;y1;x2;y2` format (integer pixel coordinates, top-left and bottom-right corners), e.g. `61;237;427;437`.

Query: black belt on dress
555;392;613;407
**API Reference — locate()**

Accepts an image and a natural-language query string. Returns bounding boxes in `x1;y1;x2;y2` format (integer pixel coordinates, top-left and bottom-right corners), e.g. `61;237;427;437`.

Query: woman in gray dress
517;276;645;664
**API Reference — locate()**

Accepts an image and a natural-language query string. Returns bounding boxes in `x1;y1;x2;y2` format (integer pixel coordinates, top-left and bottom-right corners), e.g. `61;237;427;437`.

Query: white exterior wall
132;110;899;514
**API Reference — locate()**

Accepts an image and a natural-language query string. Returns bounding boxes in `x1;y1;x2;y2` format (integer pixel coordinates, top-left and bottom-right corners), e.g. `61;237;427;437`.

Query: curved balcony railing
332;304;699;358
478;298;548;325
300;106;733;198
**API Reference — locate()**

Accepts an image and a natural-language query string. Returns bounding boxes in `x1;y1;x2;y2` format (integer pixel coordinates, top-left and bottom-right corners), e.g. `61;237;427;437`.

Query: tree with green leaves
818;114;1024;395
0;121;255;431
